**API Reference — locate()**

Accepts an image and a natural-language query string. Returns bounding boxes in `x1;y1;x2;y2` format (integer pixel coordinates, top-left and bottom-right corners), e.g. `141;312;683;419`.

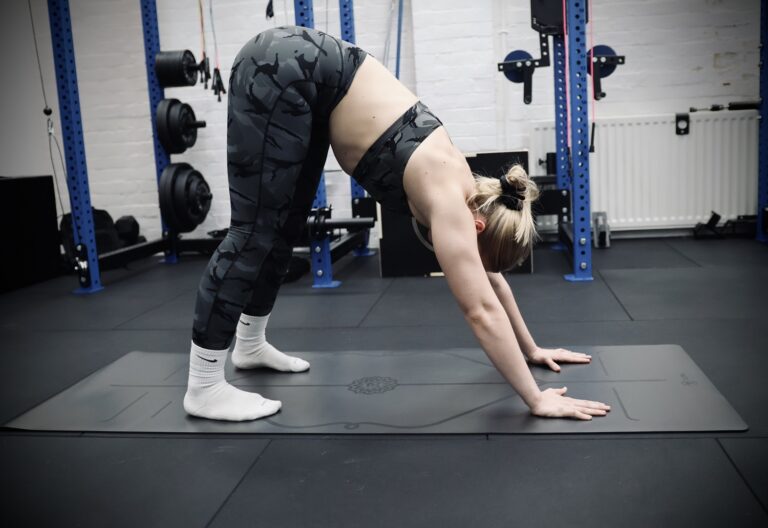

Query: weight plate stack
155;50;198;87
159;163;213;233
156;99;206;154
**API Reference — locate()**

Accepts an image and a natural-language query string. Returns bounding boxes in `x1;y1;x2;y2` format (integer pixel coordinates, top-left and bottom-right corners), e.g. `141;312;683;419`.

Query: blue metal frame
339;0;374;257
48;0;103;293
757;0;767;242
552;36;570;190
340;0;363;207
139;0;176;262
563;0;593;281
294;0;340;287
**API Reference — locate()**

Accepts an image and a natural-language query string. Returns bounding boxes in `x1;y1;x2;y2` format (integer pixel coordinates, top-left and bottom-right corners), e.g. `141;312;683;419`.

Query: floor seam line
715;437;768;516
111;288;194;331
595;269;634;321
205;438;274;528
663;240;704;268
355;278;397;328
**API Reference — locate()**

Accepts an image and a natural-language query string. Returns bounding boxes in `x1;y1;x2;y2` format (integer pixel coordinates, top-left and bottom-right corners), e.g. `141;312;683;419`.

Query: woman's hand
526;346;591;372
530;387;611;420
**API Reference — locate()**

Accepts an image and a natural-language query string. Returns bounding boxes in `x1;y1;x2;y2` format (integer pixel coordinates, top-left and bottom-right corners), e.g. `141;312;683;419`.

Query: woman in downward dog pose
184;26;611;422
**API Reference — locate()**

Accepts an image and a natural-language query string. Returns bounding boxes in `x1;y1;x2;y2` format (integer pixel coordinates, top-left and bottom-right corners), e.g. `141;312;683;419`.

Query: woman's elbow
463;302;501;329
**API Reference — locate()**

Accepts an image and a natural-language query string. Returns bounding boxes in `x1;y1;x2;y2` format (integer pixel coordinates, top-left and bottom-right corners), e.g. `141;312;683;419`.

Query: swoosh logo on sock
239;319;251;326
196;355;218;363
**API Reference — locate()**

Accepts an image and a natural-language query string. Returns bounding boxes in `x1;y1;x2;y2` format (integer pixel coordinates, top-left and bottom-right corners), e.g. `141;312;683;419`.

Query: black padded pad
719;438;768;511
0;435;269;527
667;238;768;268
591;239;698;270
209;437;767;528
118;291;383;330
5;345;746;434
600;267;768;320
362;274;630;327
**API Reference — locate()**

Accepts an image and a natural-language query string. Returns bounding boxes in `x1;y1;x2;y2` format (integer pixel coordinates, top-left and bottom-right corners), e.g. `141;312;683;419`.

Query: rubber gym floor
1;237;767;527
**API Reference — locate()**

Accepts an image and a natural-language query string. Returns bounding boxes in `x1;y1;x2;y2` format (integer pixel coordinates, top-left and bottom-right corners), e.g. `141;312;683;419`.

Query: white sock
183;341;282;422
232;313;310;372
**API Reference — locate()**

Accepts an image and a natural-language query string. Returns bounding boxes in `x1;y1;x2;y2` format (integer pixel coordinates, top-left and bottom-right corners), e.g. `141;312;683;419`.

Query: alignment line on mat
612;387;640;421
100;392;149;422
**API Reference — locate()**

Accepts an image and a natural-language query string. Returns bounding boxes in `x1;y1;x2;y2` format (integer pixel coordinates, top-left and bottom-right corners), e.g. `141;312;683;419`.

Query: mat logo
680;373;697;386
348;376;399;395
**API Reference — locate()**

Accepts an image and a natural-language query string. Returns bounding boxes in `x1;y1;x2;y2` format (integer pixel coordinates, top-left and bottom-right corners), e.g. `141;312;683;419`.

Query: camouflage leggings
192;26;366;349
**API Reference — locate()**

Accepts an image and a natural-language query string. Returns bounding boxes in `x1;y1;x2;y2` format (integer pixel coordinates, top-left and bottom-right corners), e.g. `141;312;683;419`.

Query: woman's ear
474;217;486;234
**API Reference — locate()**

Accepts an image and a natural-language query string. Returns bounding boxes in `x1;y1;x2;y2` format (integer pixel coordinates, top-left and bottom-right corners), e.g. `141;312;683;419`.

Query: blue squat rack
47;0;103;293
560;0;593;281
48;0;179;294
49;0;374;293
498;0;597;281
293;0;374;288
140;0;176;264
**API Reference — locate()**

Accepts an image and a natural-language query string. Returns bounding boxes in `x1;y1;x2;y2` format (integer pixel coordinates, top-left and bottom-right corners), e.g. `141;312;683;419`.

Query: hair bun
501;164;539;203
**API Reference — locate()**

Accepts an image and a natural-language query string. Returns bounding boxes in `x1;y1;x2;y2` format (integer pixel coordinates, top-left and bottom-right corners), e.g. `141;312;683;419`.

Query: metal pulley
159;163;212;233
156;98;206;154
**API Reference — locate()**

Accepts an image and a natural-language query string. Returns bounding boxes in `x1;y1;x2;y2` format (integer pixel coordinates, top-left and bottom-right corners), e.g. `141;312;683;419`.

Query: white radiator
529;112;759;231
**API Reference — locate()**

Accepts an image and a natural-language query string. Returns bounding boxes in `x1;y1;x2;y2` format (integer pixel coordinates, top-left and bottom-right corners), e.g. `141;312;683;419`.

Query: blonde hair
467;164;540;272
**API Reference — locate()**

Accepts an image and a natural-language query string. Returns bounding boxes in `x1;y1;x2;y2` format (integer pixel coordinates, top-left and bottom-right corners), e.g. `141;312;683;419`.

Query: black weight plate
156;99;188;154
156;99;187;154
155;50;198;87
155;99;172;153
173;103;198;150
171;167;198;232
158;164;175;231
159;163;182;232
188;175;212;219
159;163;190;232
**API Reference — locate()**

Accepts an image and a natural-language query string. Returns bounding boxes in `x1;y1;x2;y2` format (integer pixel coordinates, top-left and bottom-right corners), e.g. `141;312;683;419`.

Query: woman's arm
487;272;536;358
487;272;594;372
429;201;609;419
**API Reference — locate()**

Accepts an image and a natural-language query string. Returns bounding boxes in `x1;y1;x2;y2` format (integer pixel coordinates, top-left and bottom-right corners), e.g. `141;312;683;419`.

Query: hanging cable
197;0;211;88
208;0;226;101
28;0;84;271
47;129;69;222
28;0;66;221
27;0;50;113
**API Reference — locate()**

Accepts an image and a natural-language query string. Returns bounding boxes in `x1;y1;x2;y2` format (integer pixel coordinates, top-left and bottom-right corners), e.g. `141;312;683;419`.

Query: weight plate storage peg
156;99;206;154
155;50;198;87
501;50;533;83
159;163;213;233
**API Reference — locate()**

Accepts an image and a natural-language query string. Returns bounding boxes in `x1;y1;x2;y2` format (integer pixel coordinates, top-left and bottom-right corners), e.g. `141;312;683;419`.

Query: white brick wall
2;0;62;178
0;0;761;243
491;0;761;151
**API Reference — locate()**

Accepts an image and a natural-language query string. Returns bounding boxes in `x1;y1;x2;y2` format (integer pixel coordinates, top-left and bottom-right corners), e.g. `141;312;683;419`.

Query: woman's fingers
571;409;593;420
564;397;611;410
577;406;608;416
548;349;591;363
546;358;561;372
